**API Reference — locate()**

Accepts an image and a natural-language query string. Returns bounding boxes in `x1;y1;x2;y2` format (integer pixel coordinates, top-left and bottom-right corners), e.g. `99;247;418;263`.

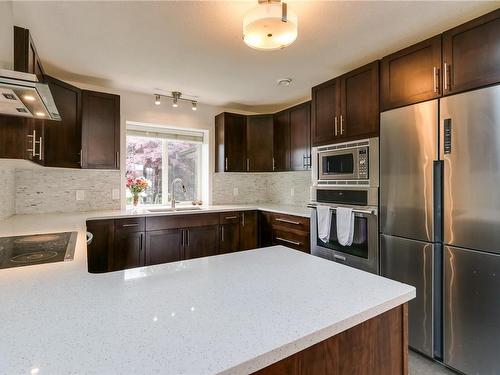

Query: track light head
154;95;161;105
191;101;197;111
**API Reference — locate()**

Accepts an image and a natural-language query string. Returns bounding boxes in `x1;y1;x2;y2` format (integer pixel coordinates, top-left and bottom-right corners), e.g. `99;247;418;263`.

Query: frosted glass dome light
243;1;298;51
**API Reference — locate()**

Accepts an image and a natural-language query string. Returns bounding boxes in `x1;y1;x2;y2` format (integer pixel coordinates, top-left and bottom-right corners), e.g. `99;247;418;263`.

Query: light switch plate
112;189;120;200
233;187;239;196
76;190;85;201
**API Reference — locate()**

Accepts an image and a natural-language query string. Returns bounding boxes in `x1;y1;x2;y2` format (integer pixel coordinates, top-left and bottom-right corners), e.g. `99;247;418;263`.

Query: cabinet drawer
272;229;310;253
115;217;145;233
146;213;219;231
219;212;241;224
270;212;310;232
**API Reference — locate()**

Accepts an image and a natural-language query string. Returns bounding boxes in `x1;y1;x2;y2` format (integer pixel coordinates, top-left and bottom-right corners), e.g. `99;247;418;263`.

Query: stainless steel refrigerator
380;84;500;374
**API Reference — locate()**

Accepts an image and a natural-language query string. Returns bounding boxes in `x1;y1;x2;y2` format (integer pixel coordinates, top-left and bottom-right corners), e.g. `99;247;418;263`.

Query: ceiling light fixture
35;111;45;117
243;0;298;51
153;92;198;110
277;78;292;86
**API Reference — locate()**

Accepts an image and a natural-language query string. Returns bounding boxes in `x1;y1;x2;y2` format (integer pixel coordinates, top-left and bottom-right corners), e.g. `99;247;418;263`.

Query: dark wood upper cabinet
273;110;290;171
240;211;258;251
246;115;274;172
311;78;341;146
184;225;220;260
146;229;183;266
81;90;120;169
341;61;379;139
443;9;500;95
13;26;45;80
289;101;311;170
43;76;82;168
381;36;442;111
0;116;28;160
215;112;247;172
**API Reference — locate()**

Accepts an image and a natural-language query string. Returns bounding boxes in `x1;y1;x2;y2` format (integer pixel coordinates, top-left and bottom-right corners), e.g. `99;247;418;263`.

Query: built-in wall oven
310;138;379;274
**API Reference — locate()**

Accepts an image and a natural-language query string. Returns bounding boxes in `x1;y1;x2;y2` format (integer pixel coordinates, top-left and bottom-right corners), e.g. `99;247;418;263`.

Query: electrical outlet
290;187;295;197
112;189;120;200
233;187;239;196
76;190;85;201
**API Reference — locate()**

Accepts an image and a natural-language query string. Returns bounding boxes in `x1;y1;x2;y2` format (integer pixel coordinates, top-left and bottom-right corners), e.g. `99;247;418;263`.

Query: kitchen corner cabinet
215;112;247;172
442;9;500;95
240;211;259;250
246;115;274;172
312;61;379;146
381;36;442;111
81;90;120;169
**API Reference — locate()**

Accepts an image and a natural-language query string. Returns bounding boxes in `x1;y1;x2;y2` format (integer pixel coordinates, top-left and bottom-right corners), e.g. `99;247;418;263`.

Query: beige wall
0;1;14;70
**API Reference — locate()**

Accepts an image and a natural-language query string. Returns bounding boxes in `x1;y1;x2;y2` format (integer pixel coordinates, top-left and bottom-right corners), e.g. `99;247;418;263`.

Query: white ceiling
10;1;500;111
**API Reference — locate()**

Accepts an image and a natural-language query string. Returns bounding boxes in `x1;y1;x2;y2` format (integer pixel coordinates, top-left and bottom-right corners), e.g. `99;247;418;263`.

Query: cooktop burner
0;232;77;270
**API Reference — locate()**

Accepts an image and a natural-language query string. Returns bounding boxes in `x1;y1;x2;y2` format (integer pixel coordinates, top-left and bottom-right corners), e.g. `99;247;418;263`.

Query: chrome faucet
171;178;186;209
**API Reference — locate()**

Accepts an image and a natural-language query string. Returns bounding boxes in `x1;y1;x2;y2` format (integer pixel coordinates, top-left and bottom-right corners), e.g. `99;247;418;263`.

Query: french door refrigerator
380;99;441;359
439;85;500;375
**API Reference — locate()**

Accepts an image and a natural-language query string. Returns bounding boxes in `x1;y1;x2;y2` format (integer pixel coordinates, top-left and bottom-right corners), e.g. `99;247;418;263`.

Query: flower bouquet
126;177;149;207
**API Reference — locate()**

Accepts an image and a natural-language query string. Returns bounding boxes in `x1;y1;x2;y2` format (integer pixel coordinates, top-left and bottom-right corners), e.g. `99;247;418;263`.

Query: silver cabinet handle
34;136;42;159
242;212;245;227
433;66;439;93
334;116;338;136
225;157;228;171
340;115;344;135
221;226;224;242
334;254;346;262
38;136;43;161
444;62;449;91
276;237;301;246
181;229;185;246
79;149;83;166
26;129;36;157
122;223;139;227
225;216;238;220
272;157;276;171
115;151;119;169
246;158;250;171
275;218;301;225
139;233;143;252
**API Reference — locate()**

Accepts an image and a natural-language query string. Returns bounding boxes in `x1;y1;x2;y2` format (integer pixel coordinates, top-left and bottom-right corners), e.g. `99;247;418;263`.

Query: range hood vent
0;69;60;121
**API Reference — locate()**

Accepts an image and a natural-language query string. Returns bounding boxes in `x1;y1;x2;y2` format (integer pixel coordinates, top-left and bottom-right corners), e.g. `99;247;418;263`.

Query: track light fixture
153;91;197;110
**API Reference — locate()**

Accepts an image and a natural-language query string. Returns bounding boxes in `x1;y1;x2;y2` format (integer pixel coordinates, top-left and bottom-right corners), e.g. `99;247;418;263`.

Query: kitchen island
0;211;414;374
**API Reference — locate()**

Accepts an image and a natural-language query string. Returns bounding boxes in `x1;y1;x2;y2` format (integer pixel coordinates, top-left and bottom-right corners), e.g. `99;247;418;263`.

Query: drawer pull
121;223;139;227
275;218;301;225
334;254;346;262
276;237;301;246
224;216;238;220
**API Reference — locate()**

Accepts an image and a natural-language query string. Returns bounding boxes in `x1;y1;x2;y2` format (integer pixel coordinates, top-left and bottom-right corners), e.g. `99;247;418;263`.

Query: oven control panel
358;148;369;179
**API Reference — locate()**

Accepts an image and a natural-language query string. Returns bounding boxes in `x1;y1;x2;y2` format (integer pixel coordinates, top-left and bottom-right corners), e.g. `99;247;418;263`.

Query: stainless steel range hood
0;69;60;121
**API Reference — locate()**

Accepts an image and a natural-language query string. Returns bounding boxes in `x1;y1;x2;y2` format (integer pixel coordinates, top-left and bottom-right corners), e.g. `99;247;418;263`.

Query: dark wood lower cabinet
240;211;258;250
184;225;219;260
260;211;310;253
252;304;408;375
86;219;114;273
220;223;240;254
112;231;145;271
146;229;183;265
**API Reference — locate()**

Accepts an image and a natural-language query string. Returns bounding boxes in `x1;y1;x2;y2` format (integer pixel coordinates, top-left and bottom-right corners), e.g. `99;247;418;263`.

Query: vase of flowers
126;177;149;207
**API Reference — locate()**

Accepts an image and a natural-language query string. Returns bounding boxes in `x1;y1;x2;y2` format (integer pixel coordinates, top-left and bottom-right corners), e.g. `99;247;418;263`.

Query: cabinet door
86;219;114;273
381;35;442;111
246;115;274;171
43;76;82;168
273;110;290;171
145;229;183;265
184;225;219;260
0;116;28;160
289;102;311;170
220;223;240;254
311;78;341;146
240;211;258;250
443;9;500;95
13;26;45;81
259;212;274;247
341;61;380;140
216;113;246;172
81;90;120;169
112;231;145;271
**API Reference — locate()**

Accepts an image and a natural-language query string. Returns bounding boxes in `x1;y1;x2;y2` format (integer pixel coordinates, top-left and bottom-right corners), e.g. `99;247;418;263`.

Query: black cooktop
0;232;77;269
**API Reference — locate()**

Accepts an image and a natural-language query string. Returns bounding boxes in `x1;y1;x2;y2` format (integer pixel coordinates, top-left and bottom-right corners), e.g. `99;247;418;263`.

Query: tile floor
409;351;457;375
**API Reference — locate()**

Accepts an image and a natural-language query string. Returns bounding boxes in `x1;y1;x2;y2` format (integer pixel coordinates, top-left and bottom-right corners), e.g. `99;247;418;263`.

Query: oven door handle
307;204;377;216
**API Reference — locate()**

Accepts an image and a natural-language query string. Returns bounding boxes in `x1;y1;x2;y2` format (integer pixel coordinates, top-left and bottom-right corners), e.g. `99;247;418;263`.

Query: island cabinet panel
442;9;500;95
246;115;274;172
240;211;259;250
381;35;442;111
215;112;247;172
112;230;145;271
252;304;408;375
184;225;220;260
81;90;120;169
260;212;310;253
289;101;311;171
86;219;114;273
341;61;379;140
273;110;291;171
311;78;341;146
146;229;183;265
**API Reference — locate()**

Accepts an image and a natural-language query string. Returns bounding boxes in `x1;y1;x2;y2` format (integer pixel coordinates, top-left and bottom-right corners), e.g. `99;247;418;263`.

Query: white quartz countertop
0;212;414;375
86;203;313;220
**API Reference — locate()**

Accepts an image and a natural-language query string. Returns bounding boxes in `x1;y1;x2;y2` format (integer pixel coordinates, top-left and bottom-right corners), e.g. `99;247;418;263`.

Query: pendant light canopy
243;0;298;51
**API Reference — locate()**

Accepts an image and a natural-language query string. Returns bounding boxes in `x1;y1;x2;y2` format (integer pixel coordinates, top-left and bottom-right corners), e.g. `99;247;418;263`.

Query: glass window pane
167;142;201;202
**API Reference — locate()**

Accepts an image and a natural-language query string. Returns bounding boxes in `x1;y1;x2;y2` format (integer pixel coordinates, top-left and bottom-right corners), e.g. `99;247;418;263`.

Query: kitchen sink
146;206;203;213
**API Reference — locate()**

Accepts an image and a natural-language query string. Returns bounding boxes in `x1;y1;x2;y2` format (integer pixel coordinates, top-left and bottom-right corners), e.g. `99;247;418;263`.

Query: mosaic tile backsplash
0;164;16;220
